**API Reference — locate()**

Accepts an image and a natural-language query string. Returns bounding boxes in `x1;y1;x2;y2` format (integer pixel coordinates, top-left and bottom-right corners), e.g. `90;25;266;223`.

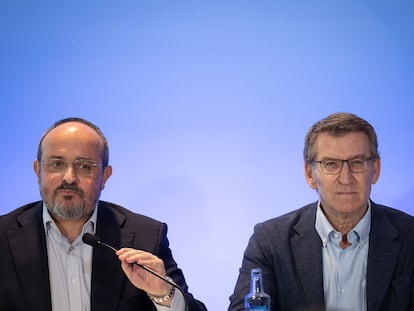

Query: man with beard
0;117;207;311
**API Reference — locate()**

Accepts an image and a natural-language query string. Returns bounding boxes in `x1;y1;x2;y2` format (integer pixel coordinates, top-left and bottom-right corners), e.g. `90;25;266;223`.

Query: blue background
1;1;413;310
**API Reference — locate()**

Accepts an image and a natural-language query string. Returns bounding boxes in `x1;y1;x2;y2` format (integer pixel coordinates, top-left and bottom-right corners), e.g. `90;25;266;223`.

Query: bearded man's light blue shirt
43;205;184;311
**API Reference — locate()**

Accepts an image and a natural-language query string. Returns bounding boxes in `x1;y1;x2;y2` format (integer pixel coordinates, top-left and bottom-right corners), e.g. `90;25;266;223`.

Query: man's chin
54;196;83;206
48;203;86;221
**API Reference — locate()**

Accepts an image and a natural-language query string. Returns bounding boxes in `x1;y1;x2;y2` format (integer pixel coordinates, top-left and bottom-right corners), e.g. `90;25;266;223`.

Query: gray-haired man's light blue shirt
315;201;371;311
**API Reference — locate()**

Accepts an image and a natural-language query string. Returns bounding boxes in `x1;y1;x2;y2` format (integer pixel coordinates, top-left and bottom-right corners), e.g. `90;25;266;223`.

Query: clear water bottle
244;268;271;311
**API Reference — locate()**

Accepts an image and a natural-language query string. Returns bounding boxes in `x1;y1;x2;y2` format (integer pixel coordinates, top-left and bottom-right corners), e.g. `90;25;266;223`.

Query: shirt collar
315;200;371;246
42;203;98;238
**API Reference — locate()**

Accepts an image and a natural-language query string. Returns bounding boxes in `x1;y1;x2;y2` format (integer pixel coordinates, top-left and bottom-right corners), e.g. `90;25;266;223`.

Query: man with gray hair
229;112;414;311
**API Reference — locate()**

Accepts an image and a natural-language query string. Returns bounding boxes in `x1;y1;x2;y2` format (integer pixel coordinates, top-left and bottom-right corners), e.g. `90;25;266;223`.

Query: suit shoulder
98;200;165;228
1;201;41;217
373;203;414;232
254;202;316;233
0;201;42;232
259;202;315;225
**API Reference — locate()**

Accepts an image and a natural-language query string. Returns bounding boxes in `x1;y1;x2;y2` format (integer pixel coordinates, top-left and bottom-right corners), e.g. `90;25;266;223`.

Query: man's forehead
315;132;370;156
317;131;368;142
45;122;98;139
41;122;104;153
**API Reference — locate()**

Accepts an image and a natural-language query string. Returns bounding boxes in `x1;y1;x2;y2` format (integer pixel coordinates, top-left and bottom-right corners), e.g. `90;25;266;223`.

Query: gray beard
49;202;85;221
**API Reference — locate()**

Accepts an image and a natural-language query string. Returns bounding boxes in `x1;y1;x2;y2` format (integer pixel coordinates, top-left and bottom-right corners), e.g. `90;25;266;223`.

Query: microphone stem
97;239;189;311
98;241;174;285
98;241;118;252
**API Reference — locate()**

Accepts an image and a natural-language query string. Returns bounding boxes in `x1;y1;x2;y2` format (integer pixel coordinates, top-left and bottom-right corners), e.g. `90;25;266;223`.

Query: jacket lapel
366;203;400;311
7;202;52;310
90;202;135;311
291;204;325;309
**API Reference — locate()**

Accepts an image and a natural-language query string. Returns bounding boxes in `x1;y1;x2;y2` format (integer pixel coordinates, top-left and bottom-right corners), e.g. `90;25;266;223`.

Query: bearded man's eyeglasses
41;159;103;176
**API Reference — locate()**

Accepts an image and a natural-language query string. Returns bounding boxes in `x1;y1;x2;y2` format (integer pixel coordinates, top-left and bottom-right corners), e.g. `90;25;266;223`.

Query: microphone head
82;233;101;247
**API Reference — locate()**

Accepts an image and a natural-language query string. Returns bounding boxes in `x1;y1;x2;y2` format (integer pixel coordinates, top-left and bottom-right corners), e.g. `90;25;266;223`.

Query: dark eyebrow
320;154;369;161
43;157;97;163
76;158;96;162
44;156;65;161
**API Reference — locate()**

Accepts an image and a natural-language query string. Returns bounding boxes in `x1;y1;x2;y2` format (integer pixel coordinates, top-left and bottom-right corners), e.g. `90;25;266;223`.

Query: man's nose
338;161;353;183
62;163;77;183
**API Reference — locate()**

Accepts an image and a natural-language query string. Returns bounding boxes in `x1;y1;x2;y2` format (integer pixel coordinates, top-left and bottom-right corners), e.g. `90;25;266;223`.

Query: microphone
82;233;189;311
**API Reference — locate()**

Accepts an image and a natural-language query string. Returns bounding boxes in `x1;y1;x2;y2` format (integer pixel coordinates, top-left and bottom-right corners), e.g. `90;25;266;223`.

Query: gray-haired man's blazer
229;201;414;311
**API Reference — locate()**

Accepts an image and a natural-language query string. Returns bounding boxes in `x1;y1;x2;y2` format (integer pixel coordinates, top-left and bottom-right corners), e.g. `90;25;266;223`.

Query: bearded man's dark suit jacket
228;201;414;311
0;200;207;311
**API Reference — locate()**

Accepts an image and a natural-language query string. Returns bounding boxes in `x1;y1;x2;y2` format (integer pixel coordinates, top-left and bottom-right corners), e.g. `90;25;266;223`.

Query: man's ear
33;160;41;183
304;162;317;189
101;165;112;190
370;157;381;185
